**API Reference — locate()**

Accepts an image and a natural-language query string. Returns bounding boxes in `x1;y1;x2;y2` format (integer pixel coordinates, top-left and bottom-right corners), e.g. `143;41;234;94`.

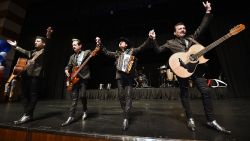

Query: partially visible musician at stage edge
6;27;53;125
61;38;98;126
96;30;156;130
153;1;231;134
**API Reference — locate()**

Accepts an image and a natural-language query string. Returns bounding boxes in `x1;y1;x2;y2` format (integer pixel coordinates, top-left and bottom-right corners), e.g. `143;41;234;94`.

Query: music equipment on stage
166;69;174;81
207;79;227;88
159;65;167;74
169;24;245;78
66;46;100;92
135;74;149;88
99;83;104;90
116;49;135;74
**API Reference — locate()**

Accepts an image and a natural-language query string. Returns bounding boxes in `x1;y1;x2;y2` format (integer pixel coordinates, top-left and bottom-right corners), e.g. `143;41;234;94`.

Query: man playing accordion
96;29;156;130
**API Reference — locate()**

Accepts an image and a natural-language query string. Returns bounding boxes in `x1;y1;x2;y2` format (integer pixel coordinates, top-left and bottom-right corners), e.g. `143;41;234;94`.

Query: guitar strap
26;48;44;70
31;48;44;61
187;37;201;45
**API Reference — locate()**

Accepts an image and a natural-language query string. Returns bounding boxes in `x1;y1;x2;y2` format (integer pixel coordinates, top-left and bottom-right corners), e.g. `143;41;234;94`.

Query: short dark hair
119;37;131;48
35;36;47;43
174;22;185;31
72;38;82;45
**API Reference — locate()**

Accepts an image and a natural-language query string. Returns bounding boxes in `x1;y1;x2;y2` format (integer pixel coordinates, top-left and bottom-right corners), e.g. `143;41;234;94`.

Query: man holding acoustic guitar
6;27;53;125
153;1;232;134
61;38;100;126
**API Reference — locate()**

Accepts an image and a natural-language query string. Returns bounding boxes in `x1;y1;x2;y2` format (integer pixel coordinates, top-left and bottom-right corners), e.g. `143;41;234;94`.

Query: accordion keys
117;52;135;74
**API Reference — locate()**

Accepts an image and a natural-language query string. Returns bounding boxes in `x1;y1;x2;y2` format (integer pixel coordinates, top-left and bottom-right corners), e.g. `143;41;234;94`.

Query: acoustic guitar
3;57;26;100
169;24;245;78
3;49;44;100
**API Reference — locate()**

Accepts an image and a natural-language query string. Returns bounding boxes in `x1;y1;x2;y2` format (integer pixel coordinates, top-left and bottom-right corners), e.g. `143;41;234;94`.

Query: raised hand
46;26;53;39
202;1;211;13
149;29;156;40
95;37;101;46
6;40;17;48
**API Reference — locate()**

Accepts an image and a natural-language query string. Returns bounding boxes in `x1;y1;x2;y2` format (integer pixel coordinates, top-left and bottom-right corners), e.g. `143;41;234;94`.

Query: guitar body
169;44;209;78
66;66;80;92
13;58;27;75
3;58;26;101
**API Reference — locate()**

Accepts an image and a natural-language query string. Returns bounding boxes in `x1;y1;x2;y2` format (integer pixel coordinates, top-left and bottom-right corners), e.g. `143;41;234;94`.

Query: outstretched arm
193;1;213;39
95;36;117;58
133;29;157;55
6;40;31;57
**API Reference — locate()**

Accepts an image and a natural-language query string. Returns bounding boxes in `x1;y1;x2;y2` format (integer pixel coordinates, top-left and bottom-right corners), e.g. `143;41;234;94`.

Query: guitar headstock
46;26;53;38
91;46;101;56
229;24;245;36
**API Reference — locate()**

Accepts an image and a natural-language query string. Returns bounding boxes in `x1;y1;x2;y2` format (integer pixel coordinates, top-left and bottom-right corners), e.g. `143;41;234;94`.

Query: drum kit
134;68;150;88
134;65;195;88
158;65;178;87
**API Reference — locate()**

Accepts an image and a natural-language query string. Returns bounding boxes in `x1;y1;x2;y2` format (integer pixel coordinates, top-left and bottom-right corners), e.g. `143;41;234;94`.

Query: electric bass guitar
66;46;100;92
169;24;245;78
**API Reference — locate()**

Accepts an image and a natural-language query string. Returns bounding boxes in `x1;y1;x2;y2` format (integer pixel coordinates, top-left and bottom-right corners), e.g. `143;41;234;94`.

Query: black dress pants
69;79;88;117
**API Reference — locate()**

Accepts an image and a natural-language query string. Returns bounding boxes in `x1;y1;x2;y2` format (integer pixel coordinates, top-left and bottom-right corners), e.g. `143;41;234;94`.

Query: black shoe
123;119;129;131
206;120;231;134
82;112;87;120
187;118;196;131
14;115;32;125
61;117;74;127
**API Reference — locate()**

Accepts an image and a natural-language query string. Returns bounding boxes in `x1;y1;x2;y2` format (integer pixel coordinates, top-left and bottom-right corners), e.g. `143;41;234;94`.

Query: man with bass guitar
61;38;99;126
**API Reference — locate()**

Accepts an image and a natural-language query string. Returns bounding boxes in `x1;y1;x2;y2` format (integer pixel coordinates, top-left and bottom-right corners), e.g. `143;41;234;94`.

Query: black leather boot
123;118;129;131
14;115;33;125
82;112;88;120
206;120;231;134
187;118;196;131
61;117;74;127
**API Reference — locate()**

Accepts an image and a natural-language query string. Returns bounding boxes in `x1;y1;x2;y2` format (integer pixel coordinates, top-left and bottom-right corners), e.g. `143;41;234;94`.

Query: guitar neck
195;33;231;58
6;73;16;83
71;55;92;78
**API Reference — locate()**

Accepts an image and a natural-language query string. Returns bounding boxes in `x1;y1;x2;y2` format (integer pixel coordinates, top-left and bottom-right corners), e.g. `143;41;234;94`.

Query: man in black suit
61;38;92;126
154;1;231;134
7;27;53;124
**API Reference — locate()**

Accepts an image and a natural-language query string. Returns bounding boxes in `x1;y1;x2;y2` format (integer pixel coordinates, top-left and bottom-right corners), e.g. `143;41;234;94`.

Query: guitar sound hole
189;54;197;62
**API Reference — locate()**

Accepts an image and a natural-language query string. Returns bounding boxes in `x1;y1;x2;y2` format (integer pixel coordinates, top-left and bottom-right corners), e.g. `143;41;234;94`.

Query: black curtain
209;14;250;97
9;0;250;99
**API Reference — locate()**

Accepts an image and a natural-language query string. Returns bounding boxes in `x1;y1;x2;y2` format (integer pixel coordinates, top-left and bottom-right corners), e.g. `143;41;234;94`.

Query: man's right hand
6;40;17;48
65;70;70;77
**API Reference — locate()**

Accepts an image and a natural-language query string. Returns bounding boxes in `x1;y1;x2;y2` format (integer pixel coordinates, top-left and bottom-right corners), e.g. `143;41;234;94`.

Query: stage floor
0;98;249;141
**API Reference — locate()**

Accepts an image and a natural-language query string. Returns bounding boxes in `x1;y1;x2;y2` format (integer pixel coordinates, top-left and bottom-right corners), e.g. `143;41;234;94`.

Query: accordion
116;49;135;74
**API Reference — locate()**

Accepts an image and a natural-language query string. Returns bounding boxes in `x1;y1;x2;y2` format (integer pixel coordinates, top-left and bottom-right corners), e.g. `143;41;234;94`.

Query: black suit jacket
154;13;213;77
65;50;91;80
102;38;155;79
155;13;213;54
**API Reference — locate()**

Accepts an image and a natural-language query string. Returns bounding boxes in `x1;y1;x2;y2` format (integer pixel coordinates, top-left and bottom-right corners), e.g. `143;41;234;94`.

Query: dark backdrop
14;0;249;99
